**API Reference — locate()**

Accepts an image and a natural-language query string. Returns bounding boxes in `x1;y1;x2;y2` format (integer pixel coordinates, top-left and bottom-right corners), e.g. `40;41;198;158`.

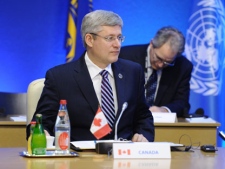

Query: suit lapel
73;56;99;114
112;61;126;119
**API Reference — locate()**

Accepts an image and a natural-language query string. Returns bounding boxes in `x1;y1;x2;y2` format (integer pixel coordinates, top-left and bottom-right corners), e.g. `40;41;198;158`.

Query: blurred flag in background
66;0;93;62
185;0;225;145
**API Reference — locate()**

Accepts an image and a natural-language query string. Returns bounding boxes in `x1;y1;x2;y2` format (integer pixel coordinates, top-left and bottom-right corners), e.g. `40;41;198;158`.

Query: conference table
0;147;225;169
0;116;220;147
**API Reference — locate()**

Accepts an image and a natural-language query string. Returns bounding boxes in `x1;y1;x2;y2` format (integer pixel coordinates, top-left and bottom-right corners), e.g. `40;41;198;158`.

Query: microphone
183;108;208;118
195;108;204;116
114;102;128;140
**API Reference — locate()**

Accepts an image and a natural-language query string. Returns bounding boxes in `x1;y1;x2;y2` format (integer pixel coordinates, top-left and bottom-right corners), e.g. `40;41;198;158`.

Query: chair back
26;78;45;125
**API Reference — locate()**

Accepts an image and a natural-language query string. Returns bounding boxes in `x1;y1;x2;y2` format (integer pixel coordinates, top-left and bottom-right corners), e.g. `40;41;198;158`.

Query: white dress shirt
85;53;118;114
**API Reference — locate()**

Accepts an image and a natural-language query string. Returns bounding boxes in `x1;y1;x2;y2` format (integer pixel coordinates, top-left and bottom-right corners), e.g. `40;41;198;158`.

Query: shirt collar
85;52;113;79
146;45;152;68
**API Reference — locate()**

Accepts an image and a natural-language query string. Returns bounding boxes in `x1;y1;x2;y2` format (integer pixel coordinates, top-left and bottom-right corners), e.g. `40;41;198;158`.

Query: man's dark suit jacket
119;44;193;117
26;55;154;142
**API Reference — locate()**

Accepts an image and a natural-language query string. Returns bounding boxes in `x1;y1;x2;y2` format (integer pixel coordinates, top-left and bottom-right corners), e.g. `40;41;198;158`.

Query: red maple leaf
93;118;102;126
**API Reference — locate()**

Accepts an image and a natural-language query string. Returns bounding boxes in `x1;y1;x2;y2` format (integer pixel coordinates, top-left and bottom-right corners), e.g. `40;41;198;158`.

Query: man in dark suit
26;10;154;142
119;26;193;117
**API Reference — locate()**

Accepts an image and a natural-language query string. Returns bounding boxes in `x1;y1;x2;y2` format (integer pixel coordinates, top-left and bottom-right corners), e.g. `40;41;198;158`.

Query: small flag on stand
90;106;112;139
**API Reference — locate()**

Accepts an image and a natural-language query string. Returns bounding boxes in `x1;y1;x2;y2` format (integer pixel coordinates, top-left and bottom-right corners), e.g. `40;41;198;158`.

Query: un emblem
185;0;225;96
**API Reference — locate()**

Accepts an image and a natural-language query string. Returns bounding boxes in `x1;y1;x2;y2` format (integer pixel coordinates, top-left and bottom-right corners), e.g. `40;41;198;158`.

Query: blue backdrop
0;0;193;93
0;0;224;146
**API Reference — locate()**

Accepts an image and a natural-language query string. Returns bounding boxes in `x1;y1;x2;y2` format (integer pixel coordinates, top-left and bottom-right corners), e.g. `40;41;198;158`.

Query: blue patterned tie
100;70;115;128
145;69;157;107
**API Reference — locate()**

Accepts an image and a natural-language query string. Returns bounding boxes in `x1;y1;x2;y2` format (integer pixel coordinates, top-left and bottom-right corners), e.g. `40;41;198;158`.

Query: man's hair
151;26;185;56
81;10;123;47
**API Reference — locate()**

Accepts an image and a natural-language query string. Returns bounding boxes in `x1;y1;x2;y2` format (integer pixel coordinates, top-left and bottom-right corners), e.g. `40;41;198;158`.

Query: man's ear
85;34;94;47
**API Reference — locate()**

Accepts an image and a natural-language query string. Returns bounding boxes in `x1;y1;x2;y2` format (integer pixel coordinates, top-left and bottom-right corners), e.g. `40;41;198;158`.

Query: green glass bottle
31;114;47;155
27;121;36;155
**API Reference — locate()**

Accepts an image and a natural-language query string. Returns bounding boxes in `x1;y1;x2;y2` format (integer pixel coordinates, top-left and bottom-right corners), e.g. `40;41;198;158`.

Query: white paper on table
10;115;27;122
185;117;217;123
70;140;132;150
70;141;96;149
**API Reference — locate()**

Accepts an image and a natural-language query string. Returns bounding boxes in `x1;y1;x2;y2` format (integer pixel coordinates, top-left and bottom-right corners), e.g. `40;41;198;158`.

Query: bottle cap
30;121;36;125
60;100;67;104
36;114;42;117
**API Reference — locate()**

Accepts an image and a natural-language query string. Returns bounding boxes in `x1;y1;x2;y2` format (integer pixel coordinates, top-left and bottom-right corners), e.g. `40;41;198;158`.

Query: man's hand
150;106;168;112
132;133;148;142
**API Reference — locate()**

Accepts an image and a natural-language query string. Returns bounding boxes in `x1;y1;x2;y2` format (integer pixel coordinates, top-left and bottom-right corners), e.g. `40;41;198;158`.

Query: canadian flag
118;149;131;155
90;106;112;139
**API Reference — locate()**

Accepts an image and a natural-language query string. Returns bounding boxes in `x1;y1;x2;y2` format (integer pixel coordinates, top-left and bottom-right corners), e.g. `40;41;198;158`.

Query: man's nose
113;39;121;48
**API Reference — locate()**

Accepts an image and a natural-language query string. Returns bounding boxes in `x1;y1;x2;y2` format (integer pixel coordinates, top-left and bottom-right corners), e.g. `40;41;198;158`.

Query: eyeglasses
152;47;175;66
90;33;125;43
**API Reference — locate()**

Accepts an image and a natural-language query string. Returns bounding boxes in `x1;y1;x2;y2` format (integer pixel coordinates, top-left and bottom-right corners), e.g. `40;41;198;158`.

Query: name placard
113;142;171;159
152;112;177;123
